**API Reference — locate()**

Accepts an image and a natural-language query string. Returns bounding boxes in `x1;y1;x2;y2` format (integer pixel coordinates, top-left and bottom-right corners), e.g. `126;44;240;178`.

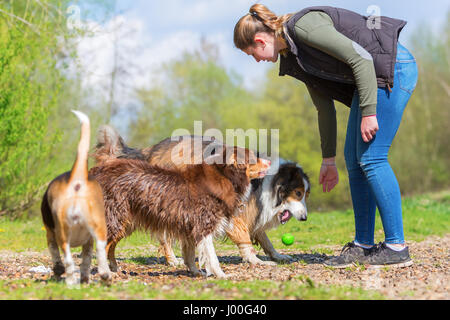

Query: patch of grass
0;191;447;300
399;290;416;298
1;191;447;253
0;219;50;253
266;190;450;251
0;278;383;300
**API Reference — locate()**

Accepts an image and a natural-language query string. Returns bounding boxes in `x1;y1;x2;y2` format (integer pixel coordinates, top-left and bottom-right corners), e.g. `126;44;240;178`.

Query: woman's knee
358;153;389;174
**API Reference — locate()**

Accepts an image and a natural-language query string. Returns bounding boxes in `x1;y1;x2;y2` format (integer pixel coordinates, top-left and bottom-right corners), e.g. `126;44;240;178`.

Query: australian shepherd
89;143;270;278
93;126;310;266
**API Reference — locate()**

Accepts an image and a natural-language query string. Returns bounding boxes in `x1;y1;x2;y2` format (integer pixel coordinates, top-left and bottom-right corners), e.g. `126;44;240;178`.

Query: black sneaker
362;242;413;268
323;241;371;268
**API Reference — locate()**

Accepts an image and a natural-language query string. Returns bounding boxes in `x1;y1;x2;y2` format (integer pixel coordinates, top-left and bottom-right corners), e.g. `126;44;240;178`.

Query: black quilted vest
279;6;407;107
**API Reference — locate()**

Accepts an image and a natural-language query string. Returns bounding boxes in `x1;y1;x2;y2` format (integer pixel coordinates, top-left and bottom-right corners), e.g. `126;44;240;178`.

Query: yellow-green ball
282;233;294;246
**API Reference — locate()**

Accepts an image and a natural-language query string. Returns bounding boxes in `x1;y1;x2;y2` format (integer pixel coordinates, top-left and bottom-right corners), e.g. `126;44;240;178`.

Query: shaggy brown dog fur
89;146;270;278
93;127;309;267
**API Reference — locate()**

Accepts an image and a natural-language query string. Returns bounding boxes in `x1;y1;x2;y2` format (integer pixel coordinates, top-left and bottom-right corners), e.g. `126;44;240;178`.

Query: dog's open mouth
278;210;292;225
258;170;267;178
248;168;269;179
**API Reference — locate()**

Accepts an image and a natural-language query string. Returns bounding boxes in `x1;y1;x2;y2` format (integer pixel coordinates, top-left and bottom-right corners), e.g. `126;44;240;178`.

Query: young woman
234;4;418;268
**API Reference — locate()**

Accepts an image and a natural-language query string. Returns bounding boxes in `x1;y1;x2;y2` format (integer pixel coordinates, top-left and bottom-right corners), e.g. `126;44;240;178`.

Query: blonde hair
233;3;293;50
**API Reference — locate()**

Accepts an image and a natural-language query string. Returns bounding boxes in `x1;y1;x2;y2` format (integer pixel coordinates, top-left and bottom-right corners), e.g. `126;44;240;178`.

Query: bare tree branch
0;8;40;34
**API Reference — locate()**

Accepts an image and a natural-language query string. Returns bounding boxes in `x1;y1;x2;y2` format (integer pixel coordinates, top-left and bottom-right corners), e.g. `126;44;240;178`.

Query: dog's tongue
281;210;291;223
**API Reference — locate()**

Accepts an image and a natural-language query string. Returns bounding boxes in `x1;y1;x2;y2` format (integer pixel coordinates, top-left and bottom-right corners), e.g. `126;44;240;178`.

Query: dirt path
0;235;448;300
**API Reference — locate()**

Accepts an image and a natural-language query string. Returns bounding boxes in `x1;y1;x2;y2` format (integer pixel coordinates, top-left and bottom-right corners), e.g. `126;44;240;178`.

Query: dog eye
296;191;303;198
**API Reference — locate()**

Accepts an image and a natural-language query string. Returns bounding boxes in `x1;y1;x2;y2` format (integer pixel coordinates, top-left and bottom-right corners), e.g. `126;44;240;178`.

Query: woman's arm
306;84;337;158
307;84;339;192
295;11;379;142
294;11;377;117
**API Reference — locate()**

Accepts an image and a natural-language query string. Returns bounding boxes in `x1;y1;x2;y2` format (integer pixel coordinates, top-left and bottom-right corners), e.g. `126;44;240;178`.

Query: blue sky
95;0;447;85
116;0;448;39
74;0;449;115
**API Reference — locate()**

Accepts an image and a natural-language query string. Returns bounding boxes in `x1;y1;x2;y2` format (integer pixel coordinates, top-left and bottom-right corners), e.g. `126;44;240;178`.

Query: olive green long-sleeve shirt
294;11;378;158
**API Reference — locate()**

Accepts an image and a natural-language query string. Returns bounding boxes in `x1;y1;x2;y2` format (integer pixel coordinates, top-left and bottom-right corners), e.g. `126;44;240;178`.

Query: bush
0;1;72;217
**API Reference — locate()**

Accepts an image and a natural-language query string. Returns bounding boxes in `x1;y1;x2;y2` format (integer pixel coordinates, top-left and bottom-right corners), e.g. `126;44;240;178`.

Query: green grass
265;190;450;253
0;278;383;300
2;191;448;254
0;190;448;300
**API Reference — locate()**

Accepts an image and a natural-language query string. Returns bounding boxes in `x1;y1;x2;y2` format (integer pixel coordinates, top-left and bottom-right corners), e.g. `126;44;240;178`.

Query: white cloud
72;11;267;108
130;0;256;27
72;15;202;102
65;0;449;134
73;16;144;88
206;30;270;89
75;0;448;109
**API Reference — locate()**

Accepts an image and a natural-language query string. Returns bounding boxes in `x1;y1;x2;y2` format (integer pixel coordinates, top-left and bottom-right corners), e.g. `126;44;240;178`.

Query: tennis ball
281;233;294;246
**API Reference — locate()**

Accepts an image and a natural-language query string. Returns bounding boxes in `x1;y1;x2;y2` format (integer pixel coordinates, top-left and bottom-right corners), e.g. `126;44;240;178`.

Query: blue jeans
344;42;418;245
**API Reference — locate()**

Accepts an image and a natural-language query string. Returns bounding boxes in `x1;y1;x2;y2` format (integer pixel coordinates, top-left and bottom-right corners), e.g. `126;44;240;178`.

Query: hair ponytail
234;3;292;50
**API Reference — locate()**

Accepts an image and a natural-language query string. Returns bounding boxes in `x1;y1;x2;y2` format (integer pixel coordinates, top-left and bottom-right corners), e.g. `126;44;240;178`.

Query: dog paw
65;275;79;286
190;269;207;277
109;264;118;272
80;275;90;284
243;255;277;266
100;272;112;285
215;272;229;279
53;264;65;277
271;254;293;263
167;257;185;267
259;260;277;266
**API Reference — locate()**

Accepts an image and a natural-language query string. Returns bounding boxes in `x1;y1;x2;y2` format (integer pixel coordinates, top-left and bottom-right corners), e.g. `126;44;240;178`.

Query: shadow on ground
122;251;329;267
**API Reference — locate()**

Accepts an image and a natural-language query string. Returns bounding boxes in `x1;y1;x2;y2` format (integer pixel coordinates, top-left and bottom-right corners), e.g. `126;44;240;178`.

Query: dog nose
262;159;271;167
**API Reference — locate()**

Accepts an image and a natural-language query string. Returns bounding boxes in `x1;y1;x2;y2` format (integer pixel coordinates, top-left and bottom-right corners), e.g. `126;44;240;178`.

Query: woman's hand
319;158;339;193
361;115;379;143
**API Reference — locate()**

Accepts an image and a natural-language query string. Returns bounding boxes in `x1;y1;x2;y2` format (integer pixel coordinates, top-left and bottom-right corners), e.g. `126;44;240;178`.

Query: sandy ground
0;234;448;300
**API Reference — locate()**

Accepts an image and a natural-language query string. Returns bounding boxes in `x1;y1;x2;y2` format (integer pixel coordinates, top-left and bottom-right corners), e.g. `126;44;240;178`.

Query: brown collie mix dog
89;145;270;278
93;127;310;267
41;111;111;285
